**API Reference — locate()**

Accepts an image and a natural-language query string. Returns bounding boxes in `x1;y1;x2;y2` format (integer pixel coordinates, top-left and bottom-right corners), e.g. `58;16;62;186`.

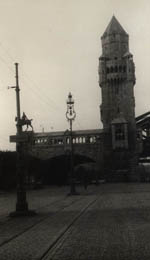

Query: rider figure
20;112;33;131
22;112;28;121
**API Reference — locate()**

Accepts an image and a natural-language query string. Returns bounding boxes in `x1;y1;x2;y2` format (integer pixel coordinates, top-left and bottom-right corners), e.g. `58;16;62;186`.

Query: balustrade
32;131;102;147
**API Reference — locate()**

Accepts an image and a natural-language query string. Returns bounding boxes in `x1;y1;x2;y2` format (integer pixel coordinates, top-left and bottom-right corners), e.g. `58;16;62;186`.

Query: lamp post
66;93;78;195
10;63;35;217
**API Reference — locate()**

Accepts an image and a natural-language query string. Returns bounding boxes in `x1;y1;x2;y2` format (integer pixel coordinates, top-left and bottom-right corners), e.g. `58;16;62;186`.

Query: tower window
110;67;113;73
115;124;125;140
115;85;119;94
115;66;118;73
123;66;126;72
119;66;122;72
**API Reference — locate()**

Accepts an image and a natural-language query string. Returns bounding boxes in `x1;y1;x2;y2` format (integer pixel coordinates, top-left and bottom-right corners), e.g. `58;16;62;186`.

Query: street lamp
66;93;78;195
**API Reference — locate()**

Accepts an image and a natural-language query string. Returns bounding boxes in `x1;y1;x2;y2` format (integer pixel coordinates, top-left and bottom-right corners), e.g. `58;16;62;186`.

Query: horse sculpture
20;112;33;131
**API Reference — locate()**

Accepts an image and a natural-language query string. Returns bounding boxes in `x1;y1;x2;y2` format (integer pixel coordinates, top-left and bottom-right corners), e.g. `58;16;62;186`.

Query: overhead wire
21;71;63;111
0;42;68;148
0;41;64;112
0;50;50;133
0;48;62;119
0;41;84;133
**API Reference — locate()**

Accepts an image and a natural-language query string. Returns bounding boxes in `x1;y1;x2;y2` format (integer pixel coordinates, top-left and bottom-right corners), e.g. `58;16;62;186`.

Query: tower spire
102;16;128;38
101;16;129;58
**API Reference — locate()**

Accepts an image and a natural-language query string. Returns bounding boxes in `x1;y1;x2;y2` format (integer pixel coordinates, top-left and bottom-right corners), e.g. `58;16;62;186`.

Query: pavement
0;184;150;259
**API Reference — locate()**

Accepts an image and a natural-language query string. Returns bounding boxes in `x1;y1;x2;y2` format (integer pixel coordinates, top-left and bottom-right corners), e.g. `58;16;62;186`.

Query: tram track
0;195;97;260
41;196;98;260
0;195;81;248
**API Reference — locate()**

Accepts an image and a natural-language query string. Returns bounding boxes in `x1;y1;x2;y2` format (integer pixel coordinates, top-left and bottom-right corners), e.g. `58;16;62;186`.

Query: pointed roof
102;16;128;38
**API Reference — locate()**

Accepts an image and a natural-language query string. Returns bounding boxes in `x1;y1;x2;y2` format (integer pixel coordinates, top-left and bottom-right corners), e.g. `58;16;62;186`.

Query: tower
98;16;137;181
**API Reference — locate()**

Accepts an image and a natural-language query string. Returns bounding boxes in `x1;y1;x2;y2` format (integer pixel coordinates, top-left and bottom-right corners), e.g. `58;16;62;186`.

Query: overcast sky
0;0;149;150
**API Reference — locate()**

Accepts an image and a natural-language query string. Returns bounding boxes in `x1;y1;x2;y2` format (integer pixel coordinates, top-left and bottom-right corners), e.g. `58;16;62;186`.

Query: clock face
66;110;76;121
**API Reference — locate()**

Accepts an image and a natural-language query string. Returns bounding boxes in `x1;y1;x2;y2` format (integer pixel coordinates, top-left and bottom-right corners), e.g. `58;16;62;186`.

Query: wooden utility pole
10;63;35;216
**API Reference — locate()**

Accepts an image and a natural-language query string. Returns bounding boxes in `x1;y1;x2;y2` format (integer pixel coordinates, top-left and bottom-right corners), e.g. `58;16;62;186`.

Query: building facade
98;16;138;181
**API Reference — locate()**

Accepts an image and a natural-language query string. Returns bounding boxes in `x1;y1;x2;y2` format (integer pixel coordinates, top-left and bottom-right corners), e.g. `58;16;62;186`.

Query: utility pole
10;63;35;217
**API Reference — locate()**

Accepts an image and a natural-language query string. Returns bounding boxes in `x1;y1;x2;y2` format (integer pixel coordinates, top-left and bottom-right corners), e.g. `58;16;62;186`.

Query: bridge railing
32;130;102;147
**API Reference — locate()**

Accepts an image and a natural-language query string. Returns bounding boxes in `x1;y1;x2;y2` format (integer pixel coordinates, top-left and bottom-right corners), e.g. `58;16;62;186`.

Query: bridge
27;129;103;162
10;112;150;167
10;129;103;163
136;111;150;163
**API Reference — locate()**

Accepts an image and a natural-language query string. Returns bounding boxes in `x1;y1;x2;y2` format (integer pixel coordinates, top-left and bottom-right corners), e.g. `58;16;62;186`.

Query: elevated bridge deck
27;129;103;161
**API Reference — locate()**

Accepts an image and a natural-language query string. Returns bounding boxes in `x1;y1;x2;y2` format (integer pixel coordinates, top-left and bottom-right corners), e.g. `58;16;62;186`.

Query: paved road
0;184;150;259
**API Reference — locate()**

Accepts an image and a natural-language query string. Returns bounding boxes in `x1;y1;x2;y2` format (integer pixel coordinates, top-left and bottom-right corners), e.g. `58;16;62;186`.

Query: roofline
34;129;103;137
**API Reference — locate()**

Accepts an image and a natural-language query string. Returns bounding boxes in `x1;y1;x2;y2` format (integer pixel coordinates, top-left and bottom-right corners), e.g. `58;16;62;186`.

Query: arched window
79;137;82;143
58;139;63;144
90;137;93;143
123;66;126;72
115;66;118;73
115;124;125;140
115;85;119;94
110;67;113;73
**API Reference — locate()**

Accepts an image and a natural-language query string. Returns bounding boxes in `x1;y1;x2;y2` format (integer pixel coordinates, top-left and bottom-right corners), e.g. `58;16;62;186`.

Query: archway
40;153;95;185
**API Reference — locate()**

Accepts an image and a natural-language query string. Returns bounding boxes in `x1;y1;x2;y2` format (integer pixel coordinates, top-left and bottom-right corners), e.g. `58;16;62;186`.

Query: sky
0;0;150;150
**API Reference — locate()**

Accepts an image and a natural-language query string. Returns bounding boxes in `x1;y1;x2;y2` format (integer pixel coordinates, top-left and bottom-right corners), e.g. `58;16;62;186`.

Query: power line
0;42;15;63
0;42;63;112
0;42;75;128
0;55;15;75
22;71;63;111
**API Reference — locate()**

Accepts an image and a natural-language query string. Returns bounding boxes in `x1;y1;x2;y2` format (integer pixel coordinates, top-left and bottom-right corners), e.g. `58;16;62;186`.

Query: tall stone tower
98;16;137;181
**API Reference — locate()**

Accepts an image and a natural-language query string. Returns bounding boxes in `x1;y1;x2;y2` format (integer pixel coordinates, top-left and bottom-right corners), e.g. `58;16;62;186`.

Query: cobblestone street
0;184;150;259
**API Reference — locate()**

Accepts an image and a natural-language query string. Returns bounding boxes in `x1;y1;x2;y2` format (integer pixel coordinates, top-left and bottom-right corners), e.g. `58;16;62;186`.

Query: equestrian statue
15;112;33;131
